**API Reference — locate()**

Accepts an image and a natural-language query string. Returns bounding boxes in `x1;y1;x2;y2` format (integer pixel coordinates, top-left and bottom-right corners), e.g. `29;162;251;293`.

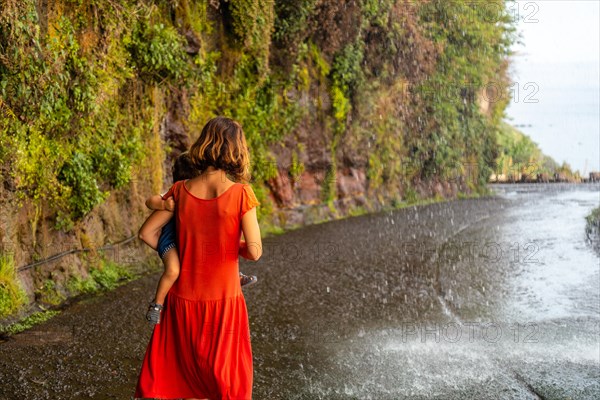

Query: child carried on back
138;152;258;324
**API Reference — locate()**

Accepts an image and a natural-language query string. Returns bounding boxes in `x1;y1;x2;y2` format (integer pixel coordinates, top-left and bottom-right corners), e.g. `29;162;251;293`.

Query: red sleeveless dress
134;180;260;400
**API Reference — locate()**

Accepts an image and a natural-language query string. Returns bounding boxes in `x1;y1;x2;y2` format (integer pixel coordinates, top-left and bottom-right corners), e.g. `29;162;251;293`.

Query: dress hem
133;393;252;400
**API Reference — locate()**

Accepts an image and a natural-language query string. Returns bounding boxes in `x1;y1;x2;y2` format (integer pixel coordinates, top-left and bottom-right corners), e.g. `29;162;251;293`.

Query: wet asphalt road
0;183;598;399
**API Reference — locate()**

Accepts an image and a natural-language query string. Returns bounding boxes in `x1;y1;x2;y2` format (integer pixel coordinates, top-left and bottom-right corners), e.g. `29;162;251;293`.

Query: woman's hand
239;240;247;254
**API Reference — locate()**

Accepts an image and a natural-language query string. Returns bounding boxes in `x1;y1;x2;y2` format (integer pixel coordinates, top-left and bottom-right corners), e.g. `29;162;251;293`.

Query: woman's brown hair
189;116;251;183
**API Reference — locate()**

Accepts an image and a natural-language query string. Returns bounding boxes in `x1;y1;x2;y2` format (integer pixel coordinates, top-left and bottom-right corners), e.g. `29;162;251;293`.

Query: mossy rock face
0;254;27;320
1;0;516;230
35;280;66;306
1;0;519;318
0;310;61;336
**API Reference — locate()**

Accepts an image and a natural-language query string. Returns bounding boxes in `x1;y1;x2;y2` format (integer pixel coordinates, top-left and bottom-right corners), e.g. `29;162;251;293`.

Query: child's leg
153;248;180;305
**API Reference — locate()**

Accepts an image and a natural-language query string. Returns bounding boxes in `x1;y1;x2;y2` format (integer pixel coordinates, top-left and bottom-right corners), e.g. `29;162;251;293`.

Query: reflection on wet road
0;183;598;399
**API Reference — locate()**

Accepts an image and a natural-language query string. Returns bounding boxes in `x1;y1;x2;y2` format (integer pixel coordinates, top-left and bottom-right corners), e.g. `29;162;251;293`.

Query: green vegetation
403;188;419;205
494;122;555;180
0;257;137;333
0;3;145;228
330;41;364;132
493;122;578;181
126;22;191;83
587;207;600;226
586;207;600;243
223;0;275;73
0;254;27;319
90;259;135;290
66;273;99;295
0;310;60;336
1;0;517;228
414;0;515;187
66;258;136;296
29;257;136;310
35;279;65;306
1;0;521;319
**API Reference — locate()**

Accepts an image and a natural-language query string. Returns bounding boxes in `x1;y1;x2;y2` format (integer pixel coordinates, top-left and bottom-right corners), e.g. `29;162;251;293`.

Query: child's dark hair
189;116;251;183
173;152;200;182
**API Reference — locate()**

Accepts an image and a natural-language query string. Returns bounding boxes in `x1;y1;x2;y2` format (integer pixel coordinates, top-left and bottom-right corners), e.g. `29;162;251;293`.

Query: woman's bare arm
240;207;262;261
138;210;174;250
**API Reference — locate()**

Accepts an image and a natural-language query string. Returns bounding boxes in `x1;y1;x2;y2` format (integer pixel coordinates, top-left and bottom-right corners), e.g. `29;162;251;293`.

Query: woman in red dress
134;116;262;400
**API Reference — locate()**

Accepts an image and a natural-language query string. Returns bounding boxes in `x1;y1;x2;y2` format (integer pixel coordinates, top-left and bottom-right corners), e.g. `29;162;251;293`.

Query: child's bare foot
240;273;257;287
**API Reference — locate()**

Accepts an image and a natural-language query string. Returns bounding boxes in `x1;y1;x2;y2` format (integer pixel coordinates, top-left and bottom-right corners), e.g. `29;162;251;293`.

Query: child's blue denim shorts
157;218;176;259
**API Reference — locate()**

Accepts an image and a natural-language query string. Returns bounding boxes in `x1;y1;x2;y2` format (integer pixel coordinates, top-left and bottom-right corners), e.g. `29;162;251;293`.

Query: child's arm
138;210;173;250
145;195;175;211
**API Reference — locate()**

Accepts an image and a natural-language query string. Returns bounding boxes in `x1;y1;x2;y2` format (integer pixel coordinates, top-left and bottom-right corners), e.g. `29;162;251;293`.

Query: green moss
403;188;419;205
186;0;214;35
367;153;384;190
1;3;146;229
262;224;286;237
329;41;364;134
298;66;310;90
331;84;350;129
273;1;319;50
66;275;98;295
0;310;61;336
360;0;394;29
35;280;66;306
90;259;134;291
0;254;28;319
220;0;275;74
65;258;136;296
348;205;368;217
330;41;364;97
189;51;302;189
58;152;109;219
309;42;330;79
320;160;337;204
289;149;305;182
393;192;453;211
126;21;190;83
0;0;520;260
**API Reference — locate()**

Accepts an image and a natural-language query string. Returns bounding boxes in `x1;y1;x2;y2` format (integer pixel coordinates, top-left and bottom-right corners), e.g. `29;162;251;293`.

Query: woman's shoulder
239;182;257;194
239;182;260;216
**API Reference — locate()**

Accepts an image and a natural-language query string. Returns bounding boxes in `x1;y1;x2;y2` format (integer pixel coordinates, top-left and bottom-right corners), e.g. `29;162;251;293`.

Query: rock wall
0;0;514;320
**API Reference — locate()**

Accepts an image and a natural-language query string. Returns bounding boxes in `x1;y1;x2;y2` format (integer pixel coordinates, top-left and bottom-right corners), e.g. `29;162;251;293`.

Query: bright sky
506;0;600;174
510;0;600;63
